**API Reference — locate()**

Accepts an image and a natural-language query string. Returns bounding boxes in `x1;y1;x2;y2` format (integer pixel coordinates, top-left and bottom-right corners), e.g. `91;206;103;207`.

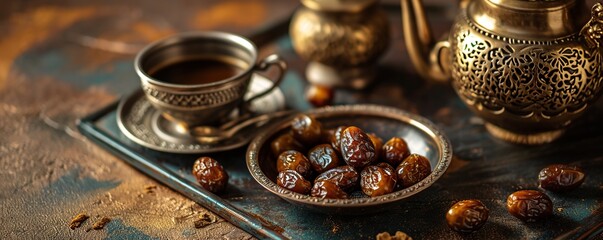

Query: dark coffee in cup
150;58;246;85
135;32;287;126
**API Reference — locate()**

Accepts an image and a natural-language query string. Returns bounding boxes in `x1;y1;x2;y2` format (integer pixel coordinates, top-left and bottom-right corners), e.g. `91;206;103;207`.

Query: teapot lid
301;0;377;12
468;0;590;39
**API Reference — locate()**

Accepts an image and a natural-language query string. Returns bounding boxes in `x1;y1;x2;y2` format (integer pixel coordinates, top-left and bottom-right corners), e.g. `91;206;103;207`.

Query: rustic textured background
0;0;294;238
1;0;601;239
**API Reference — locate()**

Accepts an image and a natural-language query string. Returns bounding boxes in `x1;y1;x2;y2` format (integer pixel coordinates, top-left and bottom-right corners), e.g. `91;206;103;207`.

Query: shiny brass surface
402;0;603;144
468;0;589;39
290;0;389;89
290;4;389;67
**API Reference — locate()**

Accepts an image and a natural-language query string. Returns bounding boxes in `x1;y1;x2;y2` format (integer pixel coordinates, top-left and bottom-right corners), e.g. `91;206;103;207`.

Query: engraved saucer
117;74;285;154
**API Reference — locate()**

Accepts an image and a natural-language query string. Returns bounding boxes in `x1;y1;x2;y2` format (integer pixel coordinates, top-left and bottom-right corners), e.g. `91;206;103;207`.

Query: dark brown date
507;190;553;222
192;157;228;193
308;144;340;173
270;133;305;157
396;154;431;188
538;164;586;191
311;180;348;199
321;129;335;146
368;133;384;158
306;84;334;108
340;126;377;168
291;114;323;146
375;162;395;172
446;199;489;233
382;137;411;166
276;150;312;178
276;170;312;194
315;165;359;191
330;125;348;152
361;164;397;197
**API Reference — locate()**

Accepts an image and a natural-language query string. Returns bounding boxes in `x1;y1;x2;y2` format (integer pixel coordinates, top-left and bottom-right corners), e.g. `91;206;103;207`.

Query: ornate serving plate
246;104;452;214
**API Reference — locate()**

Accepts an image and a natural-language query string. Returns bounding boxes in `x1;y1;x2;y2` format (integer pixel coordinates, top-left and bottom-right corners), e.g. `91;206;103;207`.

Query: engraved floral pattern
142;82;246;108
450;16;603;118
290;7;390;67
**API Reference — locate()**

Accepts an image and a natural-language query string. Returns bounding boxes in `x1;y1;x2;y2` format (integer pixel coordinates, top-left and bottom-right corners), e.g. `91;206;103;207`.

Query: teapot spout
401;0;450;81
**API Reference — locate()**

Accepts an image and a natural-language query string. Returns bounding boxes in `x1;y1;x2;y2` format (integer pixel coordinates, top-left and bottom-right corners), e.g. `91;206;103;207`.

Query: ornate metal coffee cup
135;32;287;127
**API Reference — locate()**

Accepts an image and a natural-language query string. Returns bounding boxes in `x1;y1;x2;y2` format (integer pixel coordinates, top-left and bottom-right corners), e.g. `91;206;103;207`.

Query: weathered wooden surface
0;1;294;239
1;0;602;239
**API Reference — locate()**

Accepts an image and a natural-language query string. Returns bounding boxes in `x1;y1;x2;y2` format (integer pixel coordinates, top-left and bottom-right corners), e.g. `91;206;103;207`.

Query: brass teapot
402;0;603;144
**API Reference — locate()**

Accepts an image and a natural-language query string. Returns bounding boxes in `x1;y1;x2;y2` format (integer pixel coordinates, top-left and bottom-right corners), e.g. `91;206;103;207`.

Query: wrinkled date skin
330;125;348;152
507;190;553;222
315;165;359;191
368;133;384;158
308;144;341;173
192;157;229;193
291;114;323;146
276;150;313;179
538;164;586;191
375;162;395;172
446;200;489;233
382;137;411;166
270;133;305;157
361;164;397;197
277;170;312;194
311;180;348;199
340;126;377;168
396;154;431;188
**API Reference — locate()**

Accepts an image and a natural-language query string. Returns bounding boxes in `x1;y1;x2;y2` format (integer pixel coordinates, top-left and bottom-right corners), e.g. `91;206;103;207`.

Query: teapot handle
429;41;452;82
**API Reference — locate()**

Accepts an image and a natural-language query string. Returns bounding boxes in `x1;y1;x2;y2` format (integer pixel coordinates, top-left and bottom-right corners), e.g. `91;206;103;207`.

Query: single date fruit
306;84;334;107
330;125;347;152
270;133;305;157
446;200;489;233
276;150;312;178
192;157;229;193
375;162;395;172
368;133;384;158
396;154;431;188
538;164;585;191
308;144;341;173
277;170;312;194
291;114;322;146
361;164;397;197
340;126;377;168
315;165;359;191
311;180;348;199
506;190;553;222
382;137;411;166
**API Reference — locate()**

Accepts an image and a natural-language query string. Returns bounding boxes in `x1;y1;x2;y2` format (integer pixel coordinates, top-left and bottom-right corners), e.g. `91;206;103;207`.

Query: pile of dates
272;114;432;199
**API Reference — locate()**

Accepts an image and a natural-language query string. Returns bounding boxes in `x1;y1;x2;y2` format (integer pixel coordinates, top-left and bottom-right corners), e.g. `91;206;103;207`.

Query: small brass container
290;0;390;89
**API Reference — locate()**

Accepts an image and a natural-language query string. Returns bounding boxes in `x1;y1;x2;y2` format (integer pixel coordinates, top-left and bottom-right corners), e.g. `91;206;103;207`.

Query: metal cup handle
245;54;287;105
